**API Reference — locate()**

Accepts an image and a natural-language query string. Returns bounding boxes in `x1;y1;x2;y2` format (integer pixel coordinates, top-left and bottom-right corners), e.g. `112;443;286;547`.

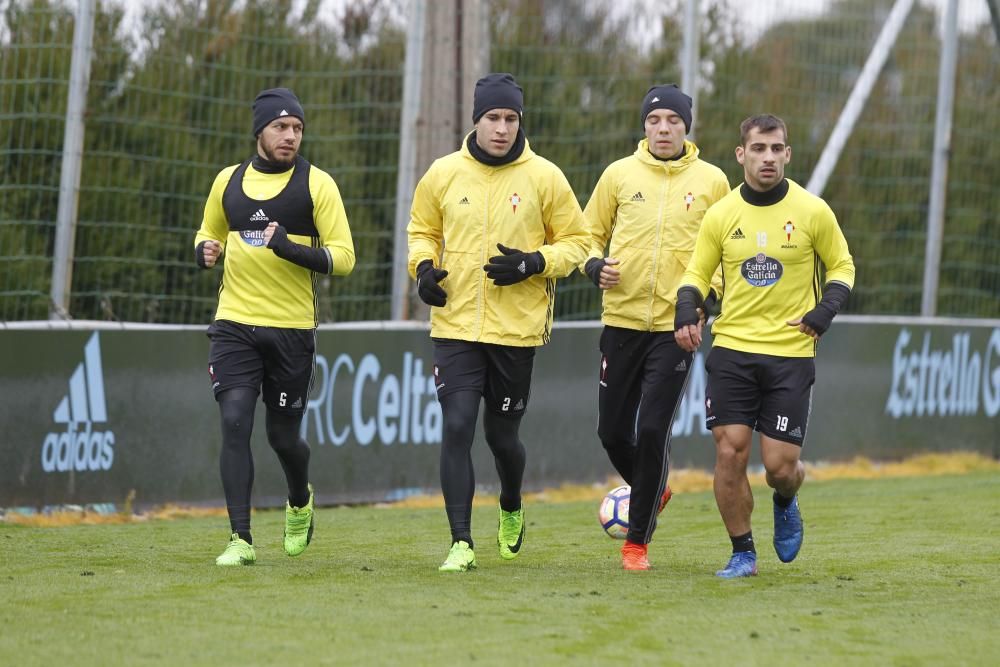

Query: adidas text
41;333;116;472
42;422;115;472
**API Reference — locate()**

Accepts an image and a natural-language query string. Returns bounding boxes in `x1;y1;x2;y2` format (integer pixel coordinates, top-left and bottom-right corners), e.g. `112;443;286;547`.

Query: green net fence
1;0;997;323
1;0;406;322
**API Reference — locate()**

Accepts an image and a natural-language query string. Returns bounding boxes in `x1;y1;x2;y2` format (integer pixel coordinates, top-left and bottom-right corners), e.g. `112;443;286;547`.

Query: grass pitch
2;471;998;666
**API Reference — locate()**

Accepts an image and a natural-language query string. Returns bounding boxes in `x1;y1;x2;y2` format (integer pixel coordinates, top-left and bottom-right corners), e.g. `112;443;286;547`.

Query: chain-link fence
1;0;407;322
1;0;997;323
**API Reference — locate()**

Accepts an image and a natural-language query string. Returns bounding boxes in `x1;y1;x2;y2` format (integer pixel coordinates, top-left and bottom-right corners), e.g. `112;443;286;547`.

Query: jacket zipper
647;165;670;329
477;173;489;341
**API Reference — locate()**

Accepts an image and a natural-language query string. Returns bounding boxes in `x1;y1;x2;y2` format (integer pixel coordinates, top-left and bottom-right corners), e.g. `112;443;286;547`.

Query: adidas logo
730;228;746;240
458;196;470;205
41;332;116;473
291;397;303;409
789;426;803;438
651;96;660;103
674;359;687;372
513;398;524;411
250;208;269;223
279;109;289;116
631;191;645;202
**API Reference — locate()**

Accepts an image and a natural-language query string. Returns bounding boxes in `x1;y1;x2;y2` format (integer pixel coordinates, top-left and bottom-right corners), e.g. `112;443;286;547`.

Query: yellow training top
194;158;355;329
681;179;855;357
582;139;729;331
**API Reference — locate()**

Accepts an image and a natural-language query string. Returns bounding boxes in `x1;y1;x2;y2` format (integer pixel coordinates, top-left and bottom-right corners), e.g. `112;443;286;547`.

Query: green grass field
2;472;998;666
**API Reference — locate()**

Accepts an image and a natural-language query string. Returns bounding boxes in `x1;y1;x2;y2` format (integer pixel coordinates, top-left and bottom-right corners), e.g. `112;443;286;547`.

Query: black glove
674;286;704;330
483;244;545;286
267;224;332;274
584;257;606;287
416;259;449;307
195;240;213;269
801;282;851;336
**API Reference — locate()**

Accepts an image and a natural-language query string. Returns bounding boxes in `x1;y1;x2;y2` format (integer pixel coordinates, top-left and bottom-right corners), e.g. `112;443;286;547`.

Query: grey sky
116;0;992;42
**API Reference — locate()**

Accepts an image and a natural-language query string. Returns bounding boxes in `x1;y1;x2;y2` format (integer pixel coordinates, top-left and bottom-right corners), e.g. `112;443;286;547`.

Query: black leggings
439;390;526;547
217;387;311;540
597;328;691;544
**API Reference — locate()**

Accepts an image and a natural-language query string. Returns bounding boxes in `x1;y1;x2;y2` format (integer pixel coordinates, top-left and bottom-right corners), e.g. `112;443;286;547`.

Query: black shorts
432;338;535;418
704;346;815;446
207;319;316;415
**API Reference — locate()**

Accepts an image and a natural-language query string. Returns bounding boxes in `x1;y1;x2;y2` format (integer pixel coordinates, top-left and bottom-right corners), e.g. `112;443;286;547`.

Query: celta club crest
684;192;694;210
510;193;520;213
784;220;795;242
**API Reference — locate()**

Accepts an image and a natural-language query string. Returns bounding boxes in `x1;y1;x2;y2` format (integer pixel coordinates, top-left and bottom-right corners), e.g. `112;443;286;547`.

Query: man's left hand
484;243;545;286
264;221;282;248
786;317;821;340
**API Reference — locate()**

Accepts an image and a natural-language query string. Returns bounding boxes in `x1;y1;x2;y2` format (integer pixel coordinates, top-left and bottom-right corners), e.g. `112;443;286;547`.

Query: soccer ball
598;484;630;539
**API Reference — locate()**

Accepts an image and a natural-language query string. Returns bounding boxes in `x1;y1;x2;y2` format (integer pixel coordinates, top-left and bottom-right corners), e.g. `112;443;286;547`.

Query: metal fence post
390;0;488;321
681;0;700;139
50;0;96;320
920;0;959;317
806;0;914;197
391;0;427;321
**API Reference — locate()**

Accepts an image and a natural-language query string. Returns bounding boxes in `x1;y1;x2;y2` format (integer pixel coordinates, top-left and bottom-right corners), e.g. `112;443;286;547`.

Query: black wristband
801;282;850;336
704;288;718;313
584;257;605;287
674;286;704;329
268;226;331;274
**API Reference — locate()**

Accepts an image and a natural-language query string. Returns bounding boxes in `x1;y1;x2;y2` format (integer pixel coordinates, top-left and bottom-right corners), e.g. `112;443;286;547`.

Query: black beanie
641;84;692;133
472;73;524;124
252;88;305;137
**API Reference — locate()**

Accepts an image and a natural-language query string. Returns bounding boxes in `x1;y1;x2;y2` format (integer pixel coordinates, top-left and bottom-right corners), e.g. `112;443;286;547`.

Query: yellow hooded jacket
582;139;730;331
408;135;589;346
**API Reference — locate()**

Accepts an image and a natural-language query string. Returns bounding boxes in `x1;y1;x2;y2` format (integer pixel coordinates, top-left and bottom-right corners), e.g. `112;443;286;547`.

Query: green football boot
438;540;477;572
497;505;525;560
283;484;315;557
215;533;256;566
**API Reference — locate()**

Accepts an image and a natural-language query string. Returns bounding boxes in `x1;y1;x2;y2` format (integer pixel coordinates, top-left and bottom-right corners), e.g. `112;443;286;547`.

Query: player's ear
735;145;745;165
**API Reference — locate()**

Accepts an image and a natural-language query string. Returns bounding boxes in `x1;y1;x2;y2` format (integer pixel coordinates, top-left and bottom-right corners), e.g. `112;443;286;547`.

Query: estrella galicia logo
240;229;267;247
740;253;783;287
41;332;116;472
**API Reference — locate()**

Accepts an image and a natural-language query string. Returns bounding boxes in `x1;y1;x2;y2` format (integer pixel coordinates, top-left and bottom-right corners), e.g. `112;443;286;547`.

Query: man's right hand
674;321;703;352
584;256;621;289
674;285;705;352
197;240;222;268
416;259;449;307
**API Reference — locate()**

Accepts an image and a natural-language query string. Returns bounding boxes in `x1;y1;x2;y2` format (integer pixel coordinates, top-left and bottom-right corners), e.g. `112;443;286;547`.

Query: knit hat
472;73;523;123
252;88;305;137
641;84;692;133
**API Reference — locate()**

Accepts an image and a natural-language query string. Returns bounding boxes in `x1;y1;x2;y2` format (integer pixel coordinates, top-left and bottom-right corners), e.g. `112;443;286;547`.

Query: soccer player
194;88;356;566
674;114;855;578
407;73;589;572
581;84;729;571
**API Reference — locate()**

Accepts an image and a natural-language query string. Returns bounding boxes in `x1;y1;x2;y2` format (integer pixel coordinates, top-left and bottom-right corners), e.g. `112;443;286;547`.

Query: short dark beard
260;144;296;168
